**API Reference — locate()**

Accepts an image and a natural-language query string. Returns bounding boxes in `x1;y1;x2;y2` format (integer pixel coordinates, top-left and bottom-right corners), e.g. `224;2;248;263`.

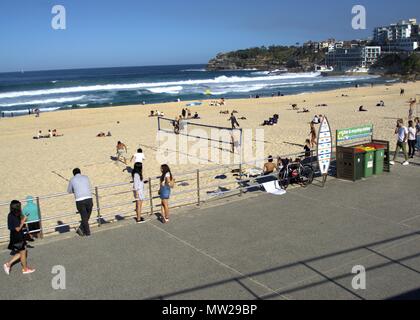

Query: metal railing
0;149;328;243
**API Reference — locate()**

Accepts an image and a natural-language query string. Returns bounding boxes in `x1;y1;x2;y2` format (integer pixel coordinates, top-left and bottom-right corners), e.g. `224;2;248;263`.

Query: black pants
408;140;416;157
76;198;93;236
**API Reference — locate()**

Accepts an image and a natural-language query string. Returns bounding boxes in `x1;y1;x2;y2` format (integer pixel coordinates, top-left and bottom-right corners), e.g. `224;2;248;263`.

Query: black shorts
8;241;26;252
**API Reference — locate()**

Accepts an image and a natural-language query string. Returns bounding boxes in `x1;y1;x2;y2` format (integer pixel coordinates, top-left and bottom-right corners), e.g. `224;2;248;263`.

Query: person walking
132;162;146;223
67;168;94;236
159;164;174;224
3;200;36;275
415;117;420;154
229;113;240;129
390;119;409;166
408;120;417;159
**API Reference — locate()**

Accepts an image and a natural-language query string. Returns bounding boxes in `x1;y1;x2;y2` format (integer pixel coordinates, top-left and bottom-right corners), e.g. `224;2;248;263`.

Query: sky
0;0;419;72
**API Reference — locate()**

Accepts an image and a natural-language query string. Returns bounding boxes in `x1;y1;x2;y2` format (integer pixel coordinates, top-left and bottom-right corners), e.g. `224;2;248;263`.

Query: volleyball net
156;117;243;164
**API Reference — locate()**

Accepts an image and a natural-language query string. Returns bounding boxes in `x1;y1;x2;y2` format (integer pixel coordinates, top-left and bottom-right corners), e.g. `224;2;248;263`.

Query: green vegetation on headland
371;52;420;80
206;46;325;72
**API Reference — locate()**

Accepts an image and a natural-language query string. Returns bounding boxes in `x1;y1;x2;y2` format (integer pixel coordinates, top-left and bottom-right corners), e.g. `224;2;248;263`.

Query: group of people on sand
149;110;165;117
209;98;225;106
97;131;112;138
34;129;63;139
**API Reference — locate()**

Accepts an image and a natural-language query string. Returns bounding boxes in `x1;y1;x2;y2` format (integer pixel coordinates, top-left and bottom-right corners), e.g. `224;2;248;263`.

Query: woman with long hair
159;164;174;223
132;162;145;223
3;200;35;275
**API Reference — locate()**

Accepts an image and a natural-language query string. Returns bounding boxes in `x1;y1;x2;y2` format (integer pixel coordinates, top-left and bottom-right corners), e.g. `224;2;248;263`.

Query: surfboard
317;117;332;176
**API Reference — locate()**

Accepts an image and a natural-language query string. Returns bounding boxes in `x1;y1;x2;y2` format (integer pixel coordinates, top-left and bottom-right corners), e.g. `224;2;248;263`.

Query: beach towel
262;181;286;196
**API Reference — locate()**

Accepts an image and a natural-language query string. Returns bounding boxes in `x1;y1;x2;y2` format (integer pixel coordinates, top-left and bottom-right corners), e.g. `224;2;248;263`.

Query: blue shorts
159;185;171;200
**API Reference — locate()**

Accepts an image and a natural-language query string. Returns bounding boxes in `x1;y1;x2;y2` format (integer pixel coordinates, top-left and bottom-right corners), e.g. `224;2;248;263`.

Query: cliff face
207;46;326;72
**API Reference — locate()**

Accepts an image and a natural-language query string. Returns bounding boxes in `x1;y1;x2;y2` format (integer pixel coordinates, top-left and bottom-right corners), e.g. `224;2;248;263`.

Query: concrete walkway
1;160;420;300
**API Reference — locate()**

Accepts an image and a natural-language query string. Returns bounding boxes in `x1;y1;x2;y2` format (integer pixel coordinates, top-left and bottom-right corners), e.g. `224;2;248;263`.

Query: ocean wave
181;68;206;72
0;73;323;99
0;95;86;108
146;86;183;94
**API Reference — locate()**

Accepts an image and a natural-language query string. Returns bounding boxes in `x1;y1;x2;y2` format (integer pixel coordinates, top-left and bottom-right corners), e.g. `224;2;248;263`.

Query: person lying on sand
359;106;368;112
376;101;385;107
52;129;63;137
297;108;310;114
292;104;299;110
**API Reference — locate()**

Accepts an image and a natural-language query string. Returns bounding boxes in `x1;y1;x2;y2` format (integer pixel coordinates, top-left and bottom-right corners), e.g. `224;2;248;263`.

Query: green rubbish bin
359;147;375;178
365;144;385;175
336;146;365;181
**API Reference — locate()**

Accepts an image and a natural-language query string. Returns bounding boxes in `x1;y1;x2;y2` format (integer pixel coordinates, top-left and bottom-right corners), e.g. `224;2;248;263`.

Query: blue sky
0;0;419;72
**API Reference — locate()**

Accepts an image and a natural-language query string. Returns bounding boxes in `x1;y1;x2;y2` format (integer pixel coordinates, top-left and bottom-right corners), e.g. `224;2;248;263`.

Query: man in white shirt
67;168;93;236
130;148;146;164
390;119;409;166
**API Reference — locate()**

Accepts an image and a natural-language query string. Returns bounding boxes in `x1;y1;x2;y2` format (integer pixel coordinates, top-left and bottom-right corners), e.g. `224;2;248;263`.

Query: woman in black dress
3;200;35;275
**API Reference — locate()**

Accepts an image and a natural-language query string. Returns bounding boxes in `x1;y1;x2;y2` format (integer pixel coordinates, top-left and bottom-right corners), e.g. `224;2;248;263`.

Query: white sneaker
389;161;395;165
22;267;36;275
402;161;410;166
3;263;10;275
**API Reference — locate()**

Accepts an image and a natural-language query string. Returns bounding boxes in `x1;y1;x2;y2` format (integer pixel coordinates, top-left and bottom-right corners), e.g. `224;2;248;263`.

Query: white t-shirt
397;126;408;142
133;153;145;163
408;127;417;141
161;172;172;186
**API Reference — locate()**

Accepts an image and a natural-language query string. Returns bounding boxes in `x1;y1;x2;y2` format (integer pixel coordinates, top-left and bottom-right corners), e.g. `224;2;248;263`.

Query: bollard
95;187;101;227
36;197;44;239
148;177;154;216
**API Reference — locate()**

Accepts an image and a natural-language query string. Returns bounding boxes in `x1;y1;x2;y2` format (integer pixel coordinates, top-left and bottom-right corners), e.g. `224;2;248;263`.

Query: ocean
0;64;394;116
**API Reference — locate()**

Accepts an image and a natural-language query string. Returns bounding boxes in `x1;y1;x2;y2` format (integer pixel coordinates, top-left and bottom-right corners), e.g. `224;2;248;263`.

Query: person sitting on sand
107;131;112;137
292;104;299;110
116;141;128;164
359;105;368;112
263;156;277;175
376;101;385;107
193;112;200;119
149;110;155;117
312;115;320;124
48;130;53;138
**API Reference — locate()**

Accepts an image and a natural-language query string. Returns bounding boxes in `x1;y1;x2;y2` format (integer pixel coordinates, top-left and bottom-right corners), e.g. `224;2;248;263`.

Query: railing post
196;169;201;206
148;177;154;216
95;187;101;227
36;197;44;239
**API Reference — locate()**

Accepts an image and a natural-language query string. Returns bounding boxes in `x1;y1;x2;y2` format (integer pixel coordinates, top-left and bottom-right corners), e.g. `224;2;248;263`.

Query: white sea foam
146;86;183;94
0;95;86;108
0;73;323;99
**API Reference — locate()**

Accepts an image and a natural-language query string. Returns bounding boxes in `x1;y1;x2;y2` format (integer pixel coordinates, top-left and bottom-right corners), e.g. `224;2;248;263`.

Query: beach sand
0;82;419;233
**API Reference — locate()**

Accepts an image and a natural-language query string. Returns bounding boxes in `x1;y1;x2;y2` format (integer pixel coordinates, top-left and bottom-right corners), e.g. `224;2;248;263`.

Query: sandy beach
0;81;419;230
